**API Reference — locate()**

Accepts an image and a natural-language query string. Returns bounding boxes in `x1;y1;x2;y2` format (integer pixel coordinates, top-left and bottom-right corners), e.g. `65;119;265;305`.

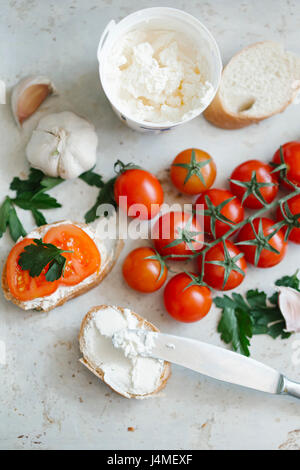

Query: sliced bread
204;41;300;129
2;221;124;312
79;305;171;399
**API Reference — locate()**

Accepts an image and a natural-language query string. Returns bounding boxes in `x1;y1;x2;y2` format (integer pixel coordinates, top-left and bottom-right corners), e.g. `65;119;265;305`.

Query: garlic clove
278;286;300;333
11;76;56;127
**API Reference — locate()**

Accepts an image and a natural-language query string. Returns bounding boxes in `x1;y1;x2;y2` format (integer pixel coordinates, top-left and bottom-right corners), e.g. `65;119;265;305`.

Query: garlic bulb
26;111;98;179
278;286;300;333
11;75;56;127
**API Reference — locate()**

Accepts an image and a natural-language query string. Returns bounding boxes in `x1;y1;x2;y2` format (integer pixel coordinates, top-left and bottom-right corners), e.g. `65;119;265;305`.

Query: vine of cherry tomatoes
121;144;300;323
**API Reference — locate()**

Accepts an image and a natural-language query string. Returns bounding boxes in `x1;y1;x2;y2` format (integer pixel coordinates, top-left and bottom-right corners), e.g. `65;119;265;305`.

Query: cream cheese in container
97;7;222;133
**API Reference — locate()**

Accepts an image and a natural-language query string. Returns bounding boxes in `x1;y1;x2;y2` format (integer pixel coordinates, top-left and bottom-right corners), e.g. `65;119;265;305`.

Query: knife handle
282;377;300;399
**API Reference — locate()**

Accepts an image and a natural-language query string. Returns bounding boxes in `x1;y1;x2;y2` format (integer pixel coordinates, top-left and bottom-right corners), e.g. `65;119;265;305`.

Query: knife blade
128;331;288;395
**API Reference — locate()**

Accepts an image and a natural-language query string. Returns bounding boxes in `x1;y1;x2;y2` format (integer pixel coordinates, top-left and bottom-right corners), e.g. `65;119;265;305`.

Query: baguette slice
79;305;171;399
204;41;300;129
2;221;124;312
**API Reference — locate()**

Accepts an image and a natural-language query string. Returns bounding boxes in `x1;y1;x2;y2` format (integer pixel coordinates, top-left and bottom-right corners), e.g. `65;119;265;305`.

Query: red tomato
230;160;278;209
152;211;204;260
164;272;212;322
201;240;247;291
273;141;300;189
6;238;59;301
114;168;164;220
195;189;244;239
170;148;217;195
237;217;287;267
44;224;101;286
276;194;300;244
122;247;167;293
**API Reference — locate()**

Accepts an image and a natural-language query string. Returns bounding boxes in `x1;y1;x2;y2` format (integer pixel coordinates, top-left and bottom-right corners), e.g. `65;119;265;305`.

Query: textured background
0;0;300;450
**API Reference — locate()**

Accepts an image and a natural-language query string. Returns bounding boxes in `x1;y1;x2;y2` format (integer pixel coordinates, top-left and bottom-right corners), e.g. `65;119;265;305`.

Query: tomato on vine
272;142;300;189
164;272;212;322
276;194;300;244
237;217;287;267
170;148;216;195
122;247;168;293
200;240;247;291
152;211;204;260
114;161;164;220
230;160;278;209
195;188;244;239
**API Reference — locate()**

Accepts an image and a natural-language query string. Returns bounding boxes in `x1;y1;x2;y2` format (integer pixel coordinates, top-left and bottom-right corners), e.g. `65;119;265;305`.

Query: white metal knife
121;331;300;398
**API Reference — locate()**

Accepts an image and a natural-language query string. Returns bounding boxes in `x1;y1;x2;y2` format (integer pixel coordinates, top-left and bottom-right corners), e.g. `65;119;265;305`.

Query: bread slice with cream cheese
2;221;124;312
204;41;300;129
79;305;171;399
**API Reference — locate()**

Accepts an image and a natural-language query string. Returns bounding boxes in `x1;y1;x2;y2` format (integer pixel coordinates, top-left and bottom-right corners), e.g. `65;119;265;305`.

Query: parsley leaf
217;305;252;356
10;168;44;195
18;239;72;282
215;271;300;356
0;197;13;237
8;206;26;242
31;208;47;227
13;192;61;210
246;289;289;339
84;176;117;223
79;168;104;188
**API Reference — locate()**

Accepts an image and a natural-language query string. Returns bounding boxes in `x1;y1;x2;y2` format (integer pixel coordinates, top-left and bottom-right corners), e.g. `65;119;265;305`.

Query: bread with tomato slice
204;41;300;129
79;305;171;399
2;221;124;312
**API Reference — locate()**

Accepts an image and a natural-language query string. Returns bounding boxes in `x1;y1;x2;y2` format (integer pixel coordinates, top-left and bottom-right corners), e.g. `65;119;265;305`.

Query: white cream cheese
80;306;164;398
112;328;157;358
105;29;214;123
20;221;107;310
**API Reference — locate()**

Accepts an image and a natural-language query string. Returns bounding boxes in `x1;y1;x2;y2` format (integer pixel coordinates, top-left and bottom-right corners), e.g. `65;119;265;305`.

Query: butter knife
127;331;300;399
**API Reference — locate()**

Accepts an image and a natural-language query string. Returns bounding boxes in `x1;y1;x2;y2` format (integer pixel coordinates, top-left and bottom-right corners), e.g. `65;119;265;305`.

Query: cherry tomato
230;160;278;209
273;141;300;189
6;238;59;301
200;240;247;291
276;194;300;244
122;247;167;293
170;148;216;195
237;217;287;268
152;211;204;260
114;168;164;220
44;224;101;286
164;272;212;322
195;189;244;239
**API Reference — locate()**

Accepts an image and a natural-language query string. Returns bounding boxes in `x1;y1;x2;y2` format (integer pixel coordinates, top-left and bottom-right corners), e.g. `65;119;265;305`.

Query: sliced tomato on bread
6;238;59;301
43;224;101;286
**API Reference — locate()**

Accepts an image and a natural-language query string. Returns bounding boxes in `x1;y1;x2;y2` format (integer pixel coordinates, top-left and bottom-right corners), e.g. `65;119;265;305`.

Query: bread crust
2;222;124;313
204;41;300;129
79;305;171;399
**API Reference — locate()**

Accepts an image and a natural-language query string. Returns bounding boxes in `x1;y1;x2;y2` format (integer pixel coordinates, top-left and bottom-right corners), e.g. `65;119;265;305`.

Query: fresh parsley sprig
215;272;299;356
18;239;73;282
0;168;64;242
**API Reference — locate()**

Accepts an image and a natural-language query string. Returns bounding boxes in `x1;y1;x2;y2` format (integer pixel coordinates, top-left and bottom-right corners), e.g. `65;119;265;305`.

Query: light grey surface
0;0;300;451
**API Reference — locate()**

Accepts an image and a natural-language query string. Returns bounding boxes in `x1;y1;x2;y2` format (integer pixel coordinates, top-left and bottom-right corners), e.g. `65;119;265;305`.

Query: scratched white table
0;0;300;450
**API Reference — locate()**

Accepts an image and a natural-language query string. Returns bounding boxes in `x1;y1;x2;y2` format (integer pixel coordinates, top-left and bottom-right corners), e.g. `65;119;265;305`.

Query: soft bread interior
220;41;300;117
79;306;171;399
